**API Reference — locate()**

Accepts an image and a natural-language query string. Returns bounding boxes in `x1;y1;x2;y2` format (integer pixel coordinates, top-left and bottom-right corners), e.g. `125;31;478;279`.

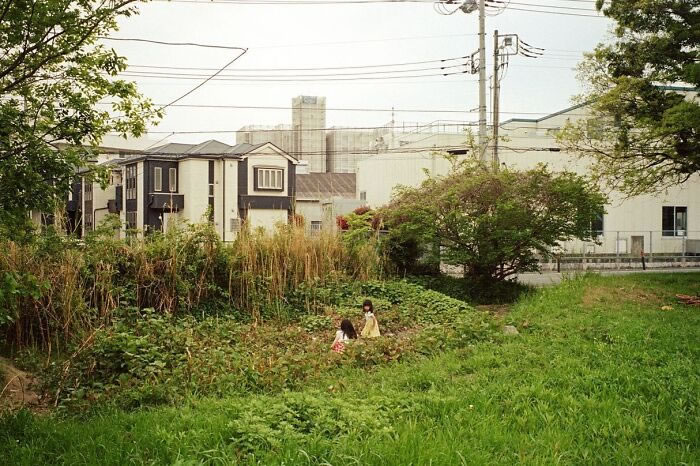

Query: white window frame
169;168;177;193
310;221;322;232
154;167;162;192
256;167;284;190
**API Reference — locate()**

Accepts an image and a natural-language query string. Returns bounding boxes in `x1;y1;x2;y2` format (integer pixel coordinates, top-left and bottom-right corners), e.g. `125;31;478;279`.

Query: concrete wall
248;208;287;230
356;152;453;208
178;159;209;225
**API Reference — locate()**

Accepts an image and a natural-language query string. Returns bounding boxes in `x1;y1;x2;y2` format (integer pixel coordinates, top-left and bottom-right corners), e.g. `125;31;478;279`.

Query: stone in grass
503;325;520;336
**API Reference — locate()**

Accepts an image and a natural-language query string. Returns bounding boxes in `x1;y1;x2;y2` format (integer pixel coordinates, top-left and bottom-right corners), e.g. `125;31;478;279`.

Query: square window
663;206;687;237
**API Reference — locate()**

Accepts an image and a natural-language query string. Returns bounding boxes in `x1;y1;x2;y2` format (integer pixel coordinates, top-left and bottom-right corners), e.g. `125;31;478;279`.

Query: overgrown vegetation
380;161;607;283
1;273;698;464
36;279;491;409
0;220;383;350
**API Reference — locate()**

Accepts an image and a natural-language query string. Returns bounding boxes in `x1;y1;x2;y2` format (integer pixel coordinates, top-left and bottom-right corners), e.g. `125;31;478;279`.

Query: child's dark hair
362;299;374;313
340;319;357;339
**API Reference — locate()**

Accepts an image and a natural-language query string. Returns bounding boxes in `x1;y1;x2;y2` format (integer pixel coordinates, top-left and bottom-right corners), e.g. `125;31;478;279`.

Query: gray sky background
104;0;614;146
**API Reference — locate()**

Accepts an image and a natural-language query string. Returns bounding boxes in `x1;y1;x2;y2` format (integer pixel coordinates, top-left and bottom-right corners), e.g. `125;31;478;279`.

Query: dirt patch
476;304;511;317
0;356;42;410
582;285;663;309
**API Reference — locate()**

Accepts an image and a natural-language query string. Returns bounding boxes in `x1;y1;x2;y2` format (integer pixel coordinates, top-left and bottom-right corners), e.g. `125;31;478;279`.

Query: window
169;168;177;192
590;213;604;237
310;221;322;234
360;191;366;201
154;167;162;192
256;167;284;190
84;213;93;232
126;211;137;230
230;218;241;232
208;161;215;222
126;165;137;200
662;206;687;237
84;181;92;201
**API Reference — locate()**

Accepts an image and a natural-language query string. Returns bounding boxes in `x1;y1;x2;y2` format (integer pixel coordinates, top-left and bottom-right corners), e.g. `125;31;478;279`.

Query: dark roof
119;139;271;164
296;173;356;199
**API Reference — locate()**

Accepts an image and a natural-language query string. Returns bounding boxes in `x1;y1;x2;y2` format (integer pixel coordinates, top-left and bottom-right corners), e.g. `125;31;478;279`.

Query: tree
557;0;699;195
0;0;160;237
380;162;607;283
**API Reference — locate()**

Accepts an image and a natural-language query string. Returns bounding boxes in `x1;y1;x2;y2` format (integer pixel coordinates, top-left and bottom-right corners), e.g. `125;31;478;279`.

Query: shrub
380;162;607;283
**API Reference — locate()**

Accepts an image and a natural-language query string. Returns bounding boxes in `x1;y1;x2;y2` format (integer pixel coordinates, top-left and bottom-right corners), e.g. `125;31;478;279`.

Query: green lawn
1;273;699;465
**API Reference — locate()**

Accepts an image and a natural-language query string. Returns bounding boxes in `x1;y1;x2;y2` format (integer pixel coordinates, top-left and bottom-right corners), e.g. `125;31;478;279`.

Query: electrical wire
118;62;468;78
126;55;469;72
115;69;471;82
488;0;596;11
486;3;604;16
160;48;248;109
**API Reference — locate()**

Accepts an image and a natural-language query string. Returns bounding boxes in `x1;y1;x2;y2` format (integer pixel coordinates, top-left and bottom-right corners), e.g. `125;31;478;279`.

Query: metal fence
544;230;700;271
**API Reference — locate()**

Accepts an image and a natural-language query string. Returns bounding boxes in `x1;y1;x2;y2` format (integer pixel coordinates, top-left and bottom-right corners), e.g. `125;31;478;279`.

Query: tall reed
0;221;384;349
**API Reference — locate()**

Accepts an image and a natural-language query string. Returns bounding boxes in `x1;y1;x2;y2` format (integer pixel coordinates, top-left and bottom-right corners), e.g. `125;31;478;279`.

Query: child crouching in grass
331;319;357;353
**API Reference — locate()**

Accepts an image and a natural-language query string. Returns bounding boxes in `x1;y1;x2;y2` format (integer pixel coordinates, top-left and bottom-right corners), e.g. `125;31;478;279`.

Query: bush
380;162;607;283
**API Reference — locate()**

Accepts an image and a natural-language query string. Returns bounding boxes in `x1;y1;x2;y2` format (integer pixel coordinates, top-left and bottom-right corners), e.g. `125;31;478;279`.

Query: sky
103;0;615;146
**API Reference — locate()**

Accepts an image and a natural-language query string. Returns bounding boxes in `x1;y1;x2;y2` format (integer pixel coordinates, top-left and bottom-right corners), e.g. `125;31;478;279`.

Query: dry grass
0;222;384;349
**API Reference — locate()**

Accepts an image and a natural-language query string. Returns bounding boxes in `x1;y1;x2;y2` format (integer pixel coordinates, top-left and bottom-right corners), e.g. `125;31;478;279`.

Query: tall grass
0;221;384;350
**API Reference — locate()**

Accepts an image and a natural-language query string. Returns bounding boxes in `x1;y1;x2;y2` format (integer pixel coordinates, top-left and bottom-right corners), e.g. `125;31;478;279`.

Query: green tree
380;162;607;283
0;0;160;238
558;0;699;195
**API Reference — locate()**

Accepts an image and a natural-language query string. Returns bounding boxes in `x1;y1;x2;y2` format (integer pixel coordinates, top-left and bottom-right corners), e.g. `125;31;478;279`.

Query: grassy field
1;272;698;465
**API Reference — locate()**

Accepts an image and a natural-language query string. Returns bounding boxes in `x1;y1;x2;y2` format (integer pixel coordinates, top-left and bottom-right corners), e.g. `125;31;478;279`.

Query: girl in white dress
331;319;357;353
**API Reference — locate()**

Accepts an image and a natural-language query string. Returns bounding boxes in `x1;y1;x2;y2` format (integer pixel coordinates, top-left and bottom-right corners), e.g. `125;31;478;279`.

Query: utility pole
492;29;500;170
478;0;487;162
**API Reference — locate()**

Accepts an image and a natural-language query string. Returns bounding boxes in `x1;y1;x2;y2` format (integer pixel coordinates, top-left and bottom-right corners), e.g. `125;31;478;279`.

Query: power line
115;69;471;82
108;123;478;135
126;55;469;72
485;2;604;17
118;63;468;79
97;101;595;118
98;37;248;50
488;0;596;11
160;48;248;110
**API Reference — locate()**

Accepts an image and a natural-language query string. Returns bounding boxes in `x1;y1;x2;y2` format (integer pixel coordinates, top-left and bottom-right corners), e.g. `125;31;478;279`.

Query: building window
126;164;137;200
169;168;177;192
84;213;93;232
591;213;604;237
154;167;162;192
84;181;92;201
126;211;137;230
208;160;214;222
360;191;366;201
310;221;322;233
662;206;687;237
256;167;284;190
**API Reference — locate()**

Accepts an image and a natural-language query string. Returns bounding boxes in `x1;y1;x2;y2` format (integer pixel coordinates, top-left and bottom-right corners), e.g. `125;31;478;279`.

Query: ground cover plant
1;272;698;464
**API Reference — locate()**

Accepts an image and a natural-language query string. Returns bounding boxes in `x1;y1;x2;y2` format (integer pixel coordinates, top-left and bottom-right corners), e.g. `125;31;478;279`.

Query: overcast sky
104;0;614;146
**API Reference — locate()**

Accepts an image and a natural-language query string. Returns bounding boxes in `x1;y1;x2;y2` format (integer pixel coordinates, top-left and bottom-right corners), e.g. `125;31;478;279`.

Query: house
356;94;700;258
295;169;363;233
75;139;297;239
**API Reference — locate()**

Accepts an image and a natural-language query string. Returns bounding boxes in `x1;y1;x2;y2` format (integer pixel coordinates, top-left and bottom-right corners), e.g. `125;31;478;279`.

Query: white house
76;140;298;240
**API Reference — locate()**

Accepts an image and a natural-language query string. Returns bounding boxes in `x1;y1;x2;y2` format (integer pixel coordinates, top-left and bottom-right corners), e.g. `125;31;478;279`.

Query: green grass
1;272;699;465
